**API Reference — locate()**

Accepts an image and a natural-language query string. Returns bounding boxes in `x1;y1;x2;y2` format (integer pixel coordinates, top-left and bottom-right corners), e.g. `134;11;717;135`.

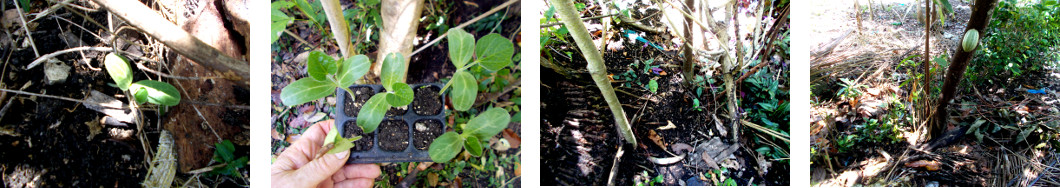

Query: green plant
440;28;515;111
355;53;415;132
279;51;368;107
969;0;1060;81
322;122;362;154
634;171;664;186
428;108;510;163
836;78;865;101
209;140;248;178
103;53;181;107
271;1;295;43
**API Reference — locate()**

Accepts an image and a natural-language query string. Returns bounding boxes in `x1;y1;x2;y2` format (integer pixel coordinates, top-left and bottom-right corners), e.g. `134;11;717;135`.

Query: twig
13;0;40;57
135;63;214;80
283;29;316;50
0;88;127;110
409;0;520;57
719;114;790;143
606;145;624;186
539;13;620;27
26;46;114;69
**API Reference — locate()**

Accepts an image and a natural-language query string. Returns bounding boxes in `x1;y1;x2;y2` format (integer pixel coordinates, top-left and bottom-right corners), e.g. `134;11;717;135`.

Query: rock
43;59;69;85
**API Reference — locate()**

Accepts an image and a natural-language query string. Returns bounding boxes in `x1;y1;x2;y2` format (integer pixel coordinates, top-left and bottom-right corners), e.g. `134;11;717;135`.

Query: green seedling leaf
386;83;414;106
129;80;181;106
429;132;464;163
648;79;658;93
271;4;293;43
328;136;360;154
451;71;478;111
966;119;986;134
336;55;370;87
447;28;475;68
323;122;339;147
307;51;337;81
464;108;511;141
133;88;148;104
103;53;133;91
464;135;483;157
214;140;237;162
356;94;390;133
280;77;333;106
381;53;406;91
475;33;515;71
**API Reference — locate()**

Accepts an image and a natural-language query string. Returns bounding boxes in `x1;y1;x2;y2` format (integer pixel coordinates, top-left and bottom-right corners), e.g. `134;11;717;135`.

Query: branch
409;0;520;57
88;0;250;86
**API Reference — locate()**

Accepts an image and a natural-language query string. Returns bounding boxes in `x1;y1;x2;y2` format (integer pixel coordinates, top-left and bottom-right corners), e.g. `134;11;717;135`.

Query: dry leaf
657;120;677;130
502;129;521;149
905;160;940;171
648;129;667;149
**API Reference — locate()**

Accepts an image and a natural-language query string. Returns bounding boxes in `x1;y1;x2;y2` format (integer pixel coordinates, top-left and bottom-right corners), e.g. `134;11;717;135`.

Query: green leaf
648;79;658;93
386;83;414;106
451;71;477;111
214;140;235;162
307;51;337;81
271;5;293;43
133;88;148;104
464;108;511;141
129;80;181;106
935;0;954;14
381;53;406;91
280;77;333;106
336;55;370;87
356;94;390;133
429;132;464;163
323;122;339;147
464;135;483;157
327;136;361;155
475;33;515;71
447;28;475;69
966;119;986;135
103;53;133;91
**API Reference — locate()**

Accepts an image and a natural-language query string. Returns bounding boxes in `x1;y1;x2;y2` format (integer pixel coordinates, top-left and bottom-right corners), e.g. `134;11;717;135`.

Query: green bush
968;0;1060;81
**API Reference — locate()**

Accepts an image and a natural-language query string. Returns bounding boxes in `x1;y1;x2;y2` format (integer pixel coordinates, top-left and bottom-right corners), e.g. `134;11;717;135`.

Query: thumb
294;150;351;186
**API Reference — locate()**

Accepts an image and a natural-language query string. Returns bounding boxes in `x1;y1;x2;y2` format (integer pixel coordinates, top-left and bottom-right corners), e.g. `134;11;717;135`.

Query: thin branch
12;0;40;57
539;13;619;27
26;46;114;69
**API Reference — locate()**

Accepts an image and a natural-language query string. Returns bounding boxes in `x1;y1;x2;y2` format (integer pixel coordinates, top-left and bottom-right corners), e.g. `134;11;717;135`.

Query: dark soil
411;85;442;116
344;86;374;116
412;119;443;150
378;120;409;152
343;121;374;151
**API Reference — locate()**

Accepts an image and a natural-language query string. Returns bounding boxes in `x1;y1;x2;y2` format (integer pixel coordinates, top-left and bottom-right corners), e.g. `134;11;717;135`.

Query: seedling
426;28;515;163
320;122;362;155
428;108;511;163
209;140;248;178
278;50;411;133
103;53;181;107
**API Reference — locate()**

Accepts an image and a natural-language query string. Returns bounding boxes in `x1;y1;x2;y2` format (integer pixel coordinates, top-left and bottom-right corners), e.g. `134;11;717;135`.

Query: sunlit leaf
464;108;511;141
307;51;337;81
475;33;515;71
447;28;475;69
386;83;414;106
336;55;370;87
103;53;133;91
451;71;477;111
129;80;181;106
429;132;464;163
356;94;390;133
280;77;333;106
381;53;406;91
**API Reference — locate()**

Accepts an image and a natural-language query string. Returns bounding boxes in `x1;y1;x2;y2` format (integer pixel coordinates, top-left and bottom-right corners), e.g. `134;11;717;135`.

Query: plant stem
551;0;636;145
439;61;480;94
320;0;353;59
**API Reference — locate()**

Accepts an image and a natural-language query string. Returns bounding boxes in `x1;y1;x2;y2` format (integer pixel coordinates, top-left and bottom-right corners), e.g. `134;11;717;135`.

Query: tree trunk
682;0;695;87
933;0;997;139
551;0;637;145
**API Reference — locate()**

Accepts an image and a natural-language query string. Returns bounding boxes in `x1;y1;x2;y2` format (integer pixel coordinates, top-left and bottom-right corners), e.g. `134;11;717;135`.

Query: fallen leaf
905;160;940;171
514;162;521;176
304;112;326;123
502;129;521;149
648;129;667;149
272;128;284;140
657;120;677;130
428;172;439;187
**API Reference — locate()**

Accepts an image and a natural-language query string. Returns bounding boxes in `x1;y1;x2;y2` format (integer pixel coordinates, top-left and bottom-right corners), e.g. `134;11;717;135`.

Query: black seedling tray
335;83;447;163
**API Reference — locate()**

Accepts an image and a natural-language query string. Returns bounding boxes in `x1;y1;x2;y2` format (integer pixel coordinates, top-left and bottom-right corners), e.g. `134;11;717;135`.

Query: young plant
440;28;515;111
279;51;369;107
209;140;249;178
278;51;410;133
425;28;515;163
320;122;361;155
103;53;181;107
428;108;511;163
354;52;414;133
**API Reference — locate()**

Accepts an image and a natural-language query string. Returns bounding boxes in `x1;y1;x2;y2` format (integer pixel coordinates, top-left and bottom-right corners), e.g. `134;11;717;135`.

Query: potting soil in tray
335;83;447;163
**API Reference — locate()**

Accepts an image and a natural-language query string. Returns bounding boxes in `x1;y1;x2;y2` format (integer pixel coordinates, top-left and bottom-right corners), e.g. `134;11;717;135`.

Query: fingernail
333;150;350;158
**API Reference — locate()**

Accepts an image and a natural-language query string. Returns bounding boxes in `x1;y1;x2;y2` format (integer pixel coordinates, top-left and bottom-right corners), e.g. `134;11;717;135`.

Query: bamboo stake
551;0;636;145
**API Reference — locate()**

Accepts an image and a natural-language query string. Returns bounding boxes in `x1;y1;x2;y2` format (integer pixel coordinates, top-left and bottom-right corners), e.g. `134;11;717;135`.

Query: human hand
272;120;380;188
